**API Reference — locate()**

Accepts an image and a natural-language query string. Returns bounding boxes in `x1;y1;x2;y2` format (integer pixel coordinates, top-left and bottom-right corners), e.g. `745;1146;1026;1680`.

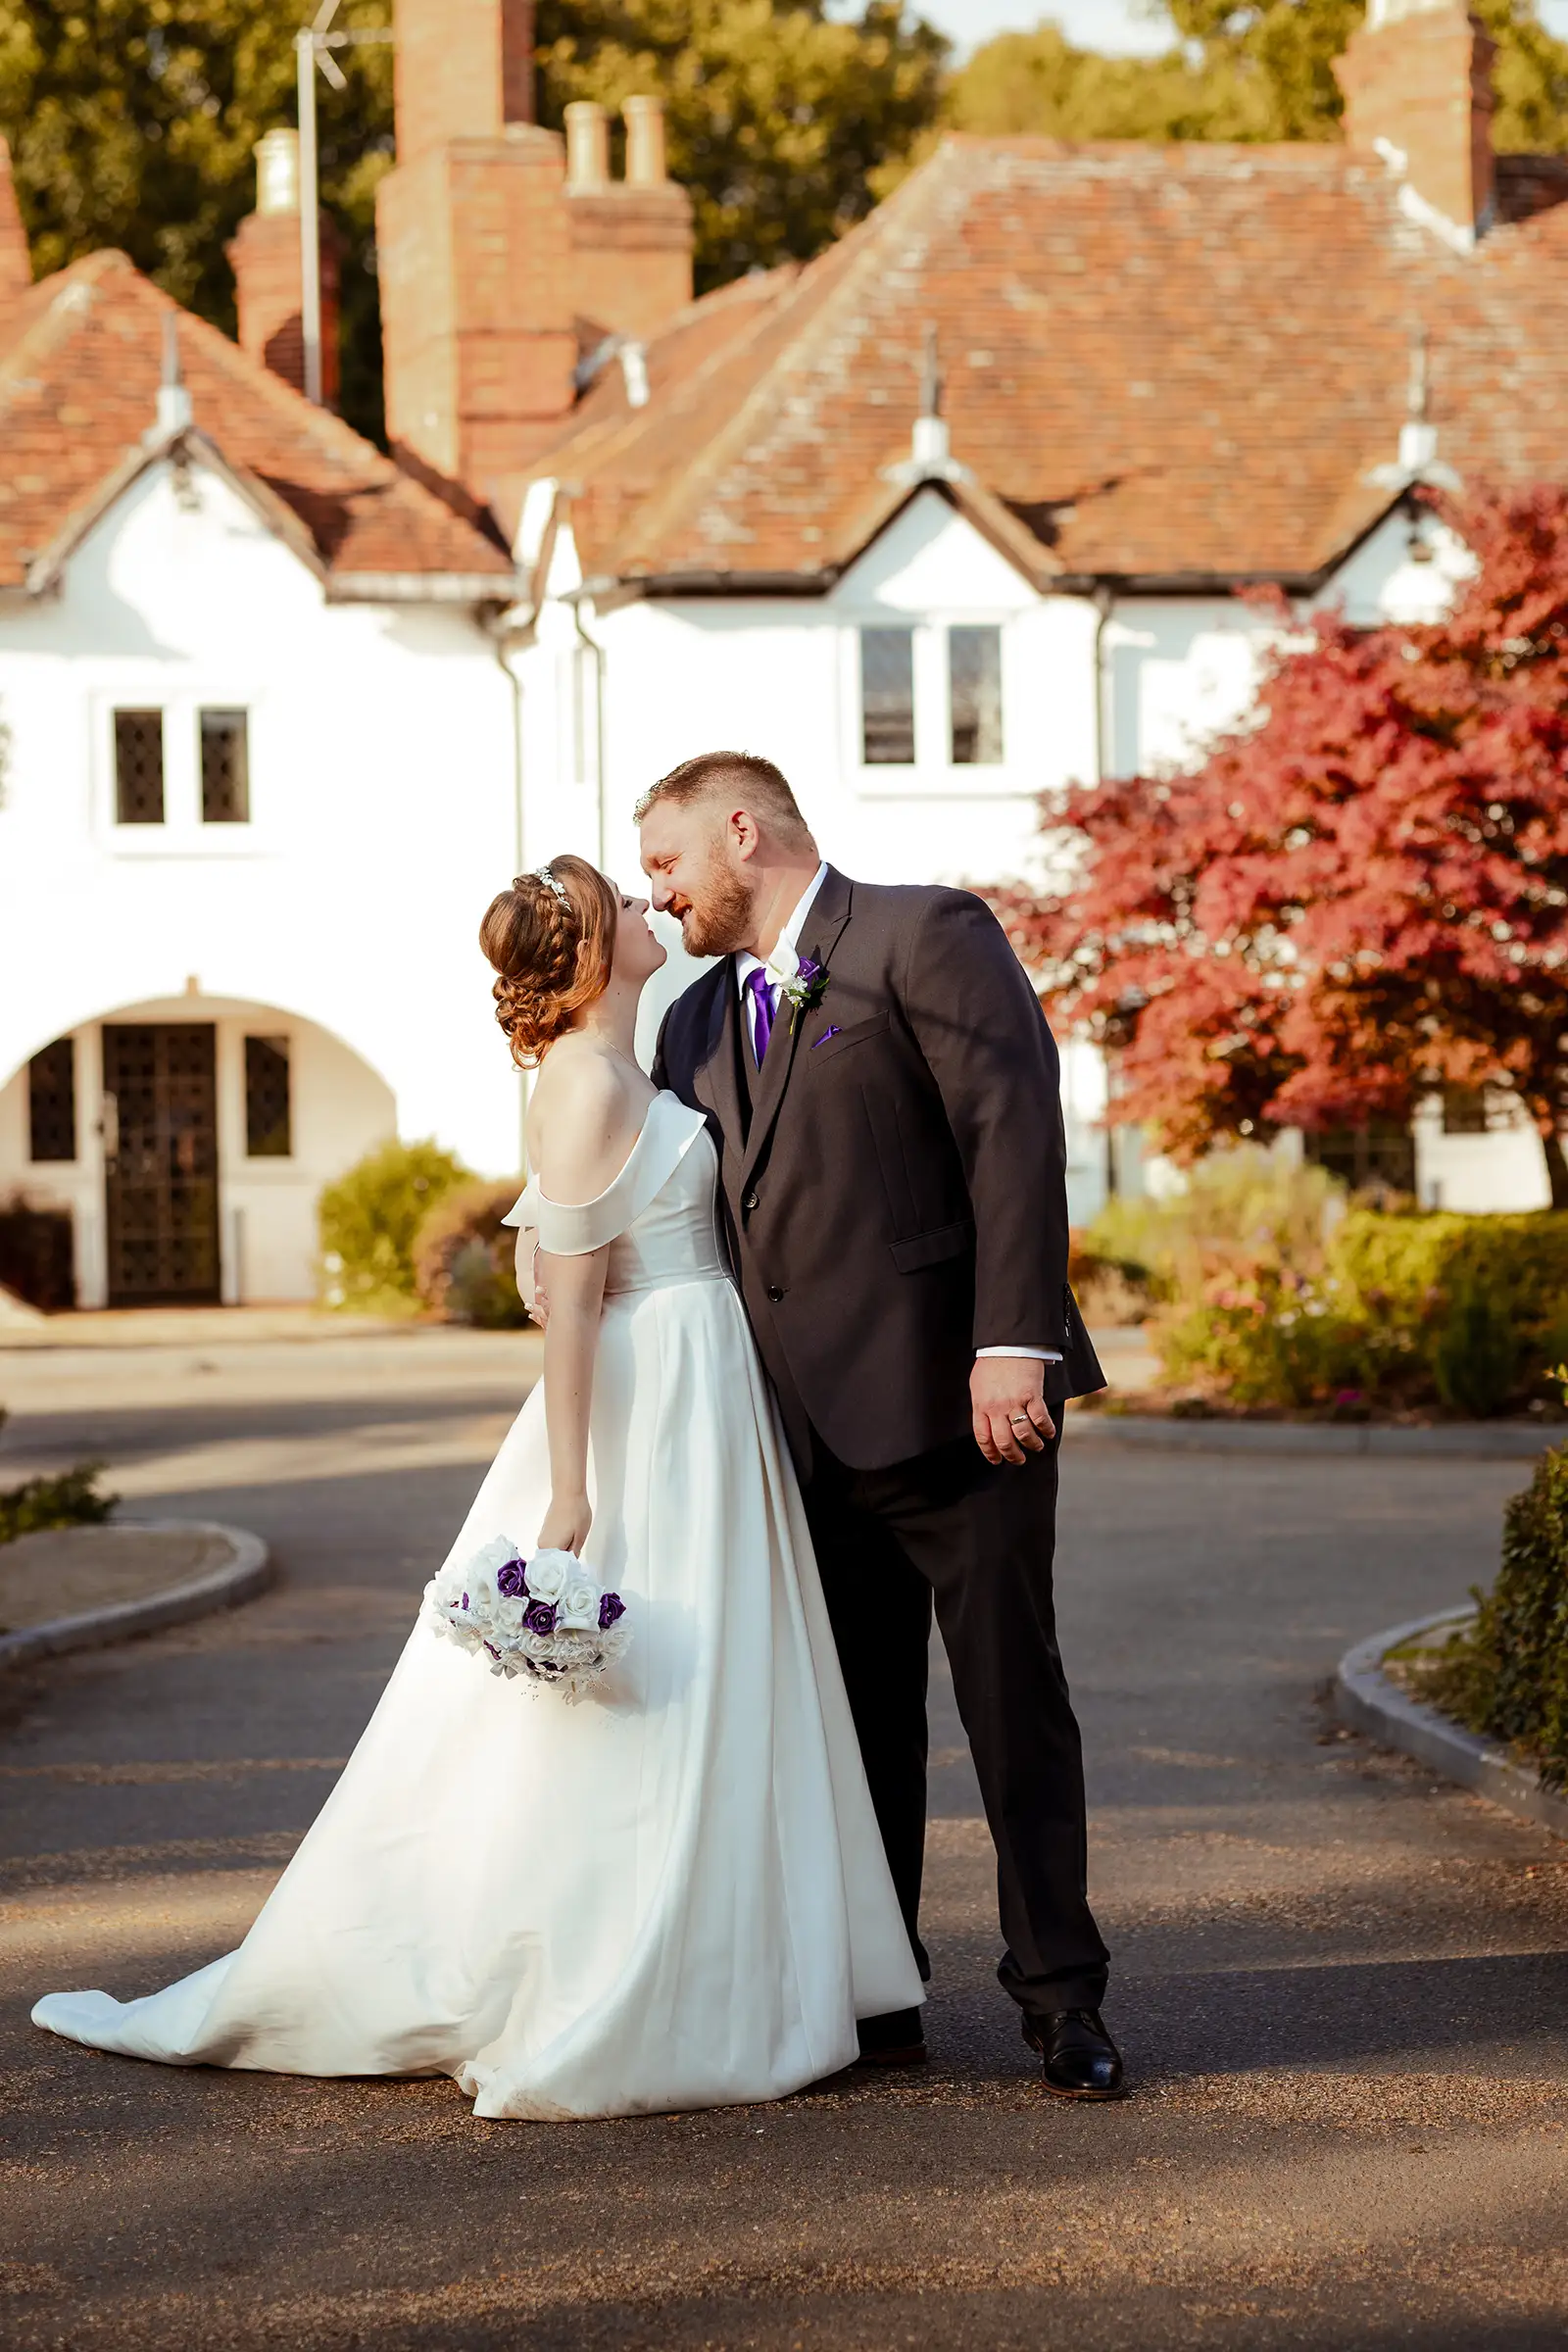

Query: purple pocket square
812;1026;842;1049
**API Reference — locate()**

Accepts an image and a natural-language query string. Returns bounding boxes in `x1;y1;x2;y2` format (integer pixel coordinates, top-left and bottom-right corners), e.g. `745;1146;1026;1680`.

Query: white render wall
0;453;528;1302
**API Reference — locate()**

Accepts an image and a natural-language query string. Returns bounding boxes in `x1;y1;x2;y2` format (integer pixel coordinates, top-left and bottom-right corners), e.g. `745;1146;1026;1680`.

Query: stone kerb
1336;1605;1568;1843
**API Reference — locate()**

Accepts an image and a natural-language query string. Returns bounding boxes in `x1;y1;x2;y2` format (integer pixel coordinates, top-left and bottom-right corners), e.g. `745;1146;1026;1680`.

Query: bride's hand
538;1493;591;1556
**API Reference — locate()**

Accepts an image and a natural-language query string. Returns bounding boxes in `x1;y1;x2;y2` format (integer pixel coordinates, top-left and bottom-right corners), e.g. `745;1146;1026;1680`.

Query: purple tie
745;966;775;1065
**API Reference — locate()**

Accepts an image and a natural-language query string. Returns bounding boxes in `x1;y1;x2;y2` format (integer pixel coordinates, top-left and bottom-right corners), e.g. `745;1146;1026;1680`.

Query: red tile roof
519;135;1568;592
0;250;514;593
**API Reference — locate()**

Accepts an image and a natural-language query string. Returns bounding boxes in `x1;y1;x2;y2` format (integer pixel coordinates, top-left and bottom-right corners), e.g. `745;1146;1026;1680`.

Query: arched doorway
1;995;397;1308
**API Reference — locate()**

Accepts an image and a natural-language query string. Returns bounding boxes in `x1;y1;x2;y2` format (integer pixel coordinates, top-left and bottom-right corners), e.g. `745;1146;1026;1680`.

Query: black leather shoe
1023;2008;1125;2100
857;2009;927;2068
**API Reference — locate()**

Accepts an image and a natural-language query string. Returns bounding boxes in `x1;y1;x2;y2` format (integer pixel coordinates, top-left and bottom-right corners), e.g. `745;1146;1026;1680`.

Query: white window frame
843;613;1022;799
95;690;267;857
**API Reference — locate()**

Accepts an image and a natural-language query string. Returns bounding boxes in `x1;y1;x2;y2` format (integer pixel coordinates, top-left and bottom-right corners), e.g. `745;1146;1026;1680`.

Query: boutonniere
766;944;830;1034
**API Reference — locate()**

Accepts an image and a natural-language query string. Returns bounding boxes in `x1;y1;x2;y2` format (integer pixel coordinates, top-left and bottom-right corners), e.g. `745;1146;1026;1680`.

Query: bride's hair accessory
424;1537;629;1701
478;854;619;1070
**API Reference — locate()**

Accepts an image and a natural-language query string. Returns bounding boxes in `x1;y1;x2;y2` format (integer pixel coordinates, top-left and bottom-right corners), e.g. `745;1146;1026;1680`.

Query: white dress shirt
736;865;1057;1367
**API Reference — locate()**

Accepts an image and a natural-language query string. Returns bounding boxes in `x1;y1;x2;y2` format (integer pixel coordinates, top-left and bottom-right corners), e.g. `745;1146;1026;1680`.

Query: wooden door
102;1024;220;1306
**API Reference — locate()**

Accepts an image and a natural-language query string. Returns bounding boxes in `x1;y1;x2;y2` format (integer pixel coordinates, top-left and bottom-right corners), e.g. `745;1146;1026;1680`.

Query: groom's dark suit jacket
653;865;1103;1471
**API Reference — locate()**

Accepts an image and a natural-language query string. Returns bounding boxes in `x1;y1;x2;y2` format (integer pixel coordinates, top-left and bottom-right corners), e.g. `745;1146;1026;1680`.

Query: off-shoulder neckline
530;1090;703;1213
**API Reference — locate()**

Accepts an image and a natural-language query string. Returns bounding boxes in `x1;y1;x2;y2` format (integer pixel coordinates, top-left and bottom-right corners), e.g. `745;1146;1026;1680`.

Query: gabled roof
513;135;1568;596
0;250;516;598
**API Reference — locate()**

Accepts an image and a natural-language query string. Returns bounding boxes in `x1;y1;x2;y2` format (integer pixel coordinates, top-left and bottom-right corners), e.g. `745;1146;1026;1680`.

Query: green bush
413;1179;531;1330
0;1411;116;1546
1144;1195;1568;1418
318;1139;470;1314
1087;1147;1345;1298
1424;1443;1568;1787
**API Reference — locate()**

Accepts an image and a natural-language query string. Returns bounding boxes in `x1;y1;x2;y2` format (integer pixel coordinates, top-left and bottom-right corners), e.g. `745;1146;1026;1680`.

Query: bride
32;856;922;2121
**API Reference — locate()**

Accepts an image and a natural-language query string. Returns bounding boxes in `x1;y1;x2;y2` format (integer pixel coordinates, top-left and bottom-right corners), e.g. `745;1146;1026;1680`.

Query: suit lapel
741;866;854;1187
690;957;747;1168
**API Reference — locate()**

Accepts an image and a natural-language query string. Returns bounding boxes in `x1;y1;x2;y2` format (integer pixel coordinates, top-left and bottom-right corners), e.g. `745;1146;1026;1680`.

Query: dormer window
860;628;916;764
950;626;1003;763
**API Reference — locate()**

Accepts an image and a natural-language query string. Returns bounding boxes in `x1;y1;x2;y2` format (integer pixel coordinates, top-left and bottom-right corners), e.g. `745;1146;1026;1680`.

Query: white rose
491;1593;529;1642
523;1549;571;1603
558;1577;601;1632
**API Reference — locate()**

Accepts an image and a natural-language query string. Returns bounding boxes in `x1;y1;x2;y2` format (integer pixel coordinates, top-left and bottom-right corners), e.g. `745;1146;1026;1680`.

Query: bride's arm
530;1054;644;1556
536;1243;609;1554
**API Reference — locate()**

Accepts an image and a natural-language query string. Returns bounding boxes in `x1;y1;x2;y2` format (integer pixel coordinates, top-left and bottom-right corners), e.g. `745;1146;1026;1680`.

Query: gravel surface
1;1332;1566;2350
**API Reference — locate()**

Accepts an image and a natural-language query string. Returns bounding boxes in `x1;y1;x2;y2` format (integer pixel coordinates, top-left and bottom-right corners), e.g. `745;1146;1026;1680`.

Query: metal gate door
102;1024;220;1306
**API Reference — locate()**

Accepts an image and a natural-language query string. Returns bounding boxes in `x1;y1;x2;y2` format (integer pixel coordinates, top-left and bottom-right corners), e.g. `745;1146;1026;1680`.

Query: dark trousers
801;1423;1109;2021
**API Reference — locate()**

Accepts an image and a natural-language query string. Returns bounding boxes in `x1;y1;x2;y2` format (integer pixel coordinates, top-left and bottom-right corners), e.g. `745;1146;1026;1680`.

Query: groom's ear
729;807;760;862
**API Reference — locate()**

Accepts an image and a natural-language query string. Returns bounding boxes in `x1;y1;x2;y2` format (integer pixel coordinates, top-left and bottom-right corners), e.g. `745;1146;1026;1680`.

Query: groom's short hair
636;751;812;846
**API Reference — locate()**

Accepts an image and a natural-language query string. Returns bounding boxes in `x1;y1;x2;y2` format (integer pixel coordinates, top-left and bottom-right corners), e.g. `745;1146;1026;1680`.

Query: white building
2;0;1565;1308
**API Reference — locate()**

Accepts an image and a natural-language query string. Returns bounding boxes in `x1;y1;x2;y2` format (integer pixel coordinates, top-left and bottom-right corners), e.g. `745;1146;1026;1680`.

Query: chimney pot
564;101;610;191
255;127;301;218
623;95;667;187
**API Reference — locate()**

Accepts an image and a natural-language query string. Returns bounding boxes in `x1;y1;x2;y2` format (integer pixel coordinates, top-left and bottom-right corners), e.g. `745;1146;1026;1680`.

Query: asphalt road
2;1328;1566;2351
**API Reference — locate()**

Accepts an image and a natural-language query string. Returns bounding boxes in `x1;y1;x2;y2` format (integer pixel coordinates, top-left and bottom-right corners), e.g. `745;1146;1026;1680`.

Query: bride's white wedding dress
32;1092;922;2120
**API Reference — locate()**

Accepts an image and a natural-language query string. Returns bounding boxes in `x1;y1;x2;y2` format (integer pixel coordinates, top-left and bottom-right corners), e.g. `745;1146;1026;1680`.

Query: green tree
0;1;945;442
950;1;1568;154
0;1;395;440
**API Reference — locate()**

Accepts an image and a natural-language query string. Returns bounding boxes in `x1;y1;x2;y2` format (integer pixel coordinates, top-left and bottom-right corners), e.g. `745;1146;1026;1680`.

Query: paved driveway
1;1330;1565;2349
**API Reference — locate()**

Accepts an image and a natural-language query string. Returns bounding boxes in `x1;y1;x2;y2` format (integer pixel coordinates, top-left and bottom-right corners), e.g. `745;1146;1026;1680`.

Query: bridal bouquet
423;1538;629;1701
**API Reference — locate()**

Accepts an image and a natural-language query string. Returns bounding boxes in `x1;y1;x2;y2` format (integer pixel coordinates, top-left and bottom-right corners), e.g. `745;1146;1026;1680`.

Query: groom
641;751;1120;2099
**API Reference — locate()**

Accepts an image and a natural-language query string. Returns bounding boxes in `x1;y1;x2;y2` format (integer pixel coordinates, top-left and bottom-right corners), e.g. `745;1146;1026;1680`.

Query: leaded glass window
245;1035;292;1157
860;628;915;764
114;710;165;823
950;626;1004;764
201;709;250;824
27;1037;76;1162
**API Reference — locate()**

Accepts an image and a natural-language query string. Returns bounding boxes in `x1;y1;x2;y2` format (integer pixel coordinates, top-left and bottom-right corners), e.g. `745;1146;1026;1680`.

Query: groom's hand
971;1356;1055;1466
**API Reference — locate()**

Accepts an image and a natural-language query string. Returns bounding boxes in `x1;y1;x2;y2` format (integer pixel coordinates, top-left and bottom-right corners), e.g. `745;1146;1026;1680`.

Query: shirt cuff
975;1347;1063;1362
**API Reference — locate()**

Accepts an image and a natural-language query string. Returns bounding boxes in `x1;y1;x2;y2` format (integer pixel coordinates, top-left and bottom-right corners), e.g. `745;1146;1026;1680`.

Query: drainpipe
488;613;528;1171
572;597;609;870
1091;582;1117;1198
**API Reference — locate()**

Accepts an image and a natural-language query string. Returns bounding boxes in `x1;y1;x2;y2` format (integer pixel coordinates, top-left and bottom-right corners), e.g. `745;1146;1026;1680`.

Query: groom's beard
677;856;757;959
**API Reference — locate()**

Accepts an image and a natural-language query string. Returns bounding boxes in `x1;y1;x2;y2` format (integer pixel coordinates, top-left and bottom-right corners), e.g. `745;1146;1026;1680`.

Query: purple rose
796;956;823;989
496;1558;527;1598
599;1592;626;1631
522;1598;558;1637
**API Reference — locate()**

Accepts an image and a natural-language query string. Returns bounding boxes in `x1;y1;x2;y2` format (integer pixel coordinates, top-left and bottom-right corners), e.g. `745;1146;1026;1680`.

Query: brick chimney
566;96;694;345
376;0;575;493
227;129;341;402
0;135;33;310
1336;0;1496;246
376;0;694;499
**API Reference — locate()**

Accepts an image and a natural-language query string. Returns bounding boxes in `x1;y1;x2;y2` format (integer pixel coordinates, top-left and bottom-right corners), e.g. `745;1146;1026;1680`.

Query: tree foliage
0;1;945;443
994;489;1568;1206
949;1;1568;153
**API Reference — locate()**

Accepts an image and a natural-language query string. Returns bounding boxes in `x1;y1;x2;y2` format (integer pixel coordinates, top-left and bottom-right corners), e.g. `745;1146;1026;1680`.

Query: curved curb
0;1521;273;1673
1335;1606;1568;1843
1069;1415;1556;1460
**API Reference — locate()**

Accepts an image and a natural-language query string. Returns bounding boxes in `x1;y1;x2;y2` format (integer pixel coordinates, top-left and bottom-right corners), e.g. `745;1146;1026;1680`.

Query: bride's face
612;889;667;985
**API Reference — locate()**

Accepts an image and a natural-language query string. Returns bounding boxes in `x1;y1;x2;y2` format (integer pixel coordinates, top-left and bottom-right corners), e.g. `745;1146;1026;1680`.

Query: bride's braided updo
478;855;619;1068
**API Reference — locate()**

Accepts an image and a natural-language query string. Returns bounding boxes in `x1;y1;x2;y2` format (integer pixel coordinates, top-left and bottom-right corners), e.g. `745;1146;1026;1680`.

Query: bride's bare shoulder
528;1043;654;1204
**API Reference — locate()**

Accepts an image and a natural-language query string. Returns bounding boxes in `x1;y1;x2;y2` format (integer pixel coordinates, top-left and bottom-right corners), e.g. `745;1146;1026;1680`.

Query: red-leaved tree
994;487;1568;1205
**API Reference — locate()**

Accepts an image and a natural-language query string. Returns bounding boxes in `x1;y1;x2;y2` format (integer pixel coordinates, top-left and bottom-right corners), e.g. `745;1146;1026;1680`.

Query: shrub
1086;1146;1344;1299
1423;1443;1568;1787
413;1180;531;1329
0;1410;115;1546
318;1139;470;1313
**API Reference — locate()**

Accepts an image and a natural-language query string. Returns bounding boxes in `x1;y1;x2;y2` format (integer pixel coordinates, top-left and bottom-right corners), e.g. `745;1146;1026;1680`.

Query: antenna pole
297;27;322;407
